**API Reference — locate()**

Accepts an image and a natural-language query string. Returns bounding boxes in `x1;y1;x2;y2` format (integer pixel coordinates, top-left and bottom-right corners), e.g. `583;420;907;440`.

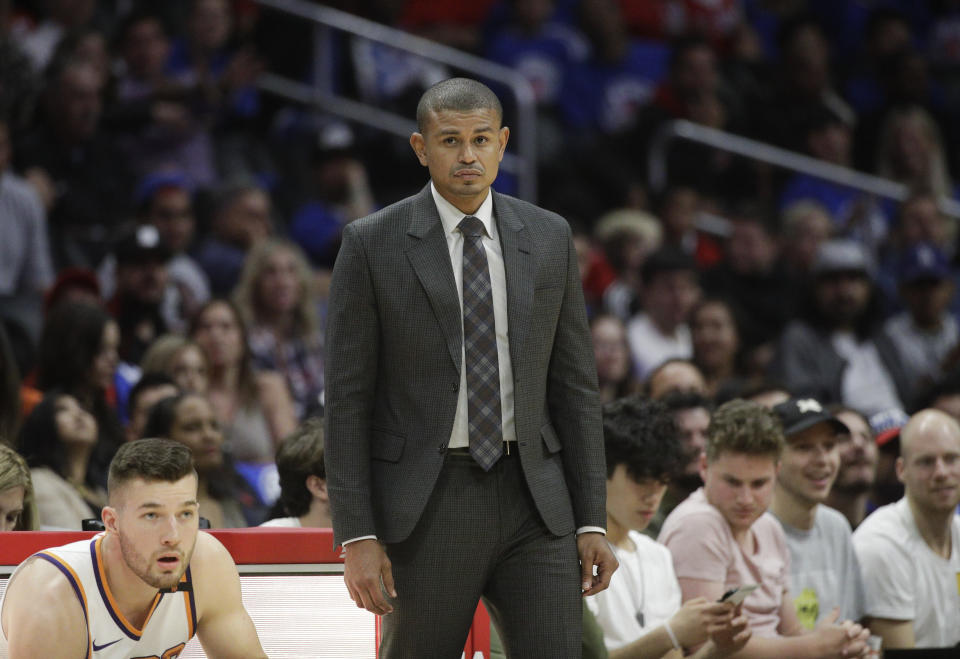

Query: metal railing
252;0;539;202
648;119;960;220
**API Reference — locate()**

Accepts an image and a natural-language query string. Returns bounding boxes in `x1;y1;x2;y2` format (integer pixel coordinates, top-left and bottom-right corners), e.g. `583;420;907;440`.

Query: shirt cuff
342;535;377;545
576;526;606;535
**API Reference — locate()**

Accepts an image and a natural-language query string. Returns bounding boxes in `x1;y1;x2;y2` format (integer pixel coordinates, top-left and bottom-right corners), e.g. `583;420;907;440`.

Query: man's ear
409;133;427;166
102;506;119;534
306;475;329;502
895;456;905;483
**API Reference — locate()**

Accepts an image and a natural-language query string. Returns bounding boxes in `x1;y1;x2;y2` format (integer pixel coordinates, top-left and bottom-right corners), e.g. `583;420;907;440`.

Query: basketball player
0;438;268;658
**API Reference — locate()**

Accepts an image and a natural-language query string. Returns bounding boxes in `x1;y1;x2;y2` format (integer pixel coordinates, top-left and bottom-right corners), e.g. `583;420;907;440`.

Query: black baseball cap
114;225;172;265
773;398;850;438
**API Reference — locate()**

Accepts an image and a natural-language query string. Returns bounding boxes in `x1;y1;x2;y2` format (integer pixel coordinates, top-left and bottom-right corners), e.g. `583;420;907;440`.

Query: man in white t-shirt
770;398;867;628
660;399;871;658
588;396;749;658
852;408;960;649
260;419;331;528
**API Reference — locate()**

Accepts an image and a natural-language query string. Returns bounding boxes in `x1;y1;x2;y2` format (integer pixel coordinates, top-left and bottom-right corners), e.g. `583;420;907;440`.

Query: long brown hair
0;444;38;530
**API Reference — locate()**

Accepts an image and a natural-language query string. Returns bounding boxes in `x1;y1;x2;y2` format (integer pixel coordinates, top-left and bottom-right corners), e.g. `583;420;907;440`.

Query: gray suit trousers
379;450;582;659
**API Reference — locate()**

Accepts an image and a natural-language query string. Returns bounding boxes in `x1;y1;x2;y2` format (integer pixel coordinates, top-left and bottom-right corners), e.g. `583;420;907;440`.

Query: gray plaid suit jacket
324;184;606;546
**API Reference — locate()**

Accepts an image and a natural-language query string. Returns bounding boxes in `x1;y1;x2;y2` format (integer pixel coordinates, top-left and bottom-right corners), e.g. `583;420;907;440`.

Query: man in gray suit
325;77;617;658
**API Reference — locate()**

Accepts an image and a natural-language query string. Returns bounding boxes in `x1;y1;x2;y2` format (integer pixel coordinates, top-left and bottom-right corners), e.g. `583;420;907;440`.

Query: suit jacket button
452;382;459;391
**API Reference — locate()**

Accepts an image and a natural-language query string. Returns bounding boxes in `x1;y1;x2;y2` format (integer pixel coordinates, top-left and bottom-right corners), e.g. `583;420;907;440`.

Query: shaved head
900;409;960;460
416;78;503;134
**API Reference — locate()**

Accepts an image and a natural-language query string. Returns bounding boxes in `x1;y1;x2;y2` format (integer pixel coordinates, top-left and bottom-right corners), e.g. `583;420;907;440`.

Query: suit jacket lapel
405;185;462;373
493;192;533;373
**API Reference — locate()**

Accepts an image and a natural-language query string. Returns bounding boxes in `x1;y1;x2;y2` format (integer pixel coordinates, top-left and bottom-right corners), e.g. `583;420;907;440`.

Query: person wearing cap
659;399;872;658
825;406;879;530
136;171;211;331
770;398;867;629
882;242;957;397
852;408;960;649
770;239;911;417
107;224;172;366
594;208;663;322
626;247;701;381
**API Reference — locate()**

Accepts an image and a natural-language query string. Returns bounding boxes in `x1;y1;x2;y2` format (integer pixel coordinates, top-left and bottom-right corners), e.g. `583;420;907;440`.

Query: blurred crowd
0;0;957;534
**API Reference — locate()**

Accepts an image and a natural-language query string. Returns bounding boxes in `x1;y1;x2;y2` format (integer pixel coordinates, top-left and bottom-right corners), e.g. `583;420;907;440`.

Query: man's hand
670;597;736;647
811;608;871;658
343;539;396;615
710;604;752;657
577;532;618;596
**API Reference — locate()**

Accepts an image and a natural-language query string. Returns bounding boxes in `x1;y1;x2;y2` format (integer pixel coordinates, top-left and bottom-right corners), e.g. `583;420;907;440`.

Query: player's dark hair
108;438;195;496
416;78;503;133
276;418;325;517
602;396;685;482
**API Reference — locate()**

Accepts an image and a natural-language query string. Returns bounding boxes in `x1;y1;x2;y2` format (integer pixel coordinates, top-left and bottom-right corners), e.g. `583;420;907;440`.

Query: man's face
126;384;179;443
606;464;668;533
832;409;877;494
116;259;169;305
170;396;224;472
217;191;271;248
111;475;199;590
777;423;841;507
644;271;701;332
814;272;871;327
123;18;169;79
727;220;777;275
55;64;102;143
702;451;779;535
902;278;953;328
148;188;194;253
898;424;960;515
648;362;706;400
409;108;509;215
673;407;710;483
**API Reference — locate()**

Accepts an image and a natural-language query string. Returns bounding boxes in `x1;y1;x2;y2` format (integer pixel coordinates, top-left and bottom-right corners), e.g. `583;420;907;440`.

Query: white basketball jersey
0;533;197;658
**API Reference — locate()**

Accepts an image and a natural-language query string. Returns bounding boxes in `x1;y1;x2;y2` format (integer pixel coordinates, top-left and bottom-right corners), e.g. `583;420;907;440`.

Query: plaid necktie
459;216;503;470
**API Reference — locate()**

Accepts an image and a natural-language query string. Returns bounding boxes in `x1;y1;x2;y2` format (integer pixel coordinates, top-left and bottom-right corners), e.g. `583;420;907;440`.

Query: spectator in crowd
714;379;791;409
825;406;879;530
190;299;296;463
914;368;960;421
645;390;712;538
15;58;132;268
36;300;122;487
196;181;273;296
288;123;377;270
770;398;867;629
143;391;264;528
876;105;957;203
0;443;38;530
13;0;96;73
657;185;722;269
853;409;960;649
779;107;888;252
106;224;172;366
779;199;833;284
869;408;908;509
591;314;641;405
690;297;743;398
140;334;209;395
109;11;217;187
882;243;957;399
18;390;105;529
770;239;910;416
261;418;330;528
233;238;325;421
659;399;871;657
0;323;24;446
593;209;663;321
0;116;54;309
134;172;210;330
703;207;793;360
646;358;707;401
123;371;178;445
627;248;701;380
588;395;750;658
